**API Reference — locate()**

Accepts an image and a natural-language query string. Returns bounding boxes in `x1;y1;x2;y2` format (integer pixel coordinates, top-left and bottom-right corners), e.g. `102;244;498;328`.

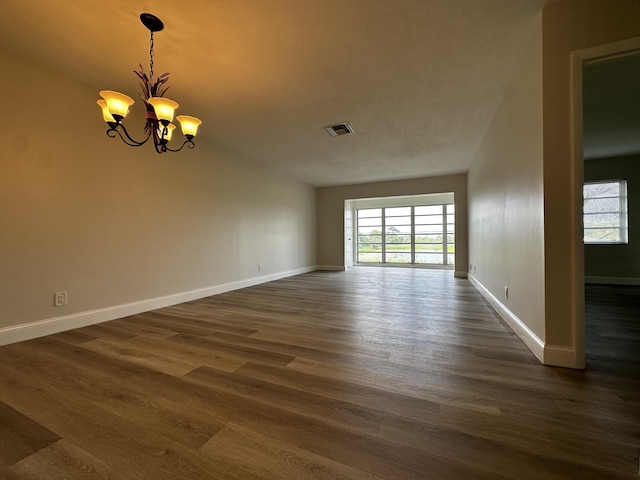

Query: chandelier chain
149;31;155;85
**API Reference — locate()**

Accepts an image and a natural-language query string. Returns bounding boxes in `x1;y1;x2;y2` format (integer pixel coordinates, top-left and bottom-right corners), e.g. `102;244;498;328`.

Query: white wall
0;46;316;343
468;14;545;360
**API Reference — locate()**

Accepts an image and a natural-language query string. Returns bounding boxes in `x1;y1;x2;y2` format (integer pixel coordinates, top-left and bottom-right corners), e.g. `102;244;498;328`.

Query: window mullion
411;206;416;264
381;208;386;264
442;205;447;265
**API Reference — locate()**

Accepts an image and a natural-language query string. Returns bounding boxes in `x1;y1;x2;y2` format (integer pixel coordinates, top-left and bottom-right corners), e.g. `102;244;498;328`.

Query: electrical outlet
257;264;262;271
54;291;67;307
504;286;509;300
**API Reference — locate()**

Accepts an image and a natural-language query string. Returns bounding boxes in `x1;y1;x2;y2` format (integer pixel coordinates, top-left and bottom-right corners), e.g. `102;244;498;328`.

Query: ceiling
0;1;546;186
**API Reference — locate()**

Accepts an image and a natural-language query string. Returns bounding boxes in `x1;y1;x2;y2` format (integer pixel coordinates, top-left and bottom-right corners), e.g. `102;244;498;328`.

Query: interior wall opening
581;49;640;376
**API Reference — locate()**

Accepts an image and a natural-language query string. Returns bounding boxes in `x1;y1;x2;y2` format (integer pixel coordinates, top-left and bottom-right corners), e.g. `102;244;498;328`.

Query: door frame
570;36;640;368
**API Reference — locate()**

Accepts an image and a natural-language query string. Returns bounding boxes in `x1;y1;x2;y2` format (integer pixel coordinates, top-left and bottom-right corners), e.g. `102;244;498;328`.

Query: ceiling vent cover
325;122;355;137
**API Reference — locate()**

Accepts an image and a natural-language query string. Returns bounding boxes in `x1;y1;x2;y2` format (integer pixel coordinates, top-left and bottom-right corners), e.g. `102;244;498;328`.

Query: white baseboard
585;275;640;286
315;265;347;271
468;274;545;364
543;345;577;368
0;266;317;347
469;275;581;368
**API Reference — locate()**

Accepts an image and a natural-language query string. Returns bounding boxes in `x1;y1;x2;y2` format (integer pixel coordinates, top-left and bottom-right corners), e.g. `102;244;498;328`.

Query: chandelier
97;13;202;154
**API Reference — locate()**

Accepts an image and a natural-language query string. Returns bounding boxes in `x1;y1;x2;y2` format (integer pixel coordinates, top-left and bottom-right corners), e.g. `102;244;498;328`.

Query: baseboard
454;271;468;278
543;345;577;368
468;274;545;364
315;265;347;271
585;275;640;286
0;265;317;347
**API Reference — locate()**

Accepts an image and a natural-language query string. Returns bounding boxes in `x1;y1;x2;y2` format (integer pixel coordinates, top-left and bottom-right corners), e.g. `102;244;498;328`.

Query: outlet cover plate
54;291;67;307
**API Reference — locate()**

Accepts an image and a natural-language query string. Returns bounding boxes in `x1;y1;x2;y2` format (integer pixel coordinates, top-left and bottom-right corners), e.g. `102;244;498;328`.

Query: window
385;207;412;264
583;180;628;244
357;204;454;265
357;208;383;263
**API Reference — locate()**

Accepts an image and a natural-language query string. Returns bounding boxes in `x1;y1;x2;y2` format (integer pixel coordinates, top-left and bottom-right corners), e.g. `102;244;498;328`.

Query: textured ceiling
0;1;545;186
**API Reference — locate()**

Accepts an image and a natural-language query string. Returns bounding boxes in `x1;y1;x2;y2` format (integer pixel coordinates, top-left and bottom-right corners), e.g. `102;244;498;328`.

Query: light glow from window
583;180;628;244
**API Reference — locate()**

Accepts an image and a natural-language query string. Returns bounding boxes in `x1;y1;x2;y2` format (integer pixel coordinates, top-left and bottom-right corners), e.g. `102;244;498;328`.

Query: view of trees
356;205;455;264
583;181;627;244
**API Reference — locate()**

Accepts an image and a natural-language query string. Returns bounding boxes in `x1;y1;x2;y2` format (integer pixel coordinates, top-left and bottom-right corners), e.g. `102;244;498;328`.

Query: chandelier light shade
99;91;134;120
147;97;179;124
96;100;115;123
159;123;176;145
176;115;202;139
97;13;202;154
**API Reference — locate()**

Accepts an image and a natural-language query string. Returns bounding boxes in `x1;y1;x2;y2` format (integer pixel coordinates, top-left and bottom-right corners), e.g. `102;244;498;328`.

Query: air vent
325;122;355;137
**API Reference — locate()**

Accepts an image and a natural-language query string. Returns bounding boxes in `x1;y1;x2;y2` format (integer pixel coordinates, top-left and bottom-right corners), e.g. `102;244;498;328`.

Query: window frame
583;179;629;245
356;204;454;266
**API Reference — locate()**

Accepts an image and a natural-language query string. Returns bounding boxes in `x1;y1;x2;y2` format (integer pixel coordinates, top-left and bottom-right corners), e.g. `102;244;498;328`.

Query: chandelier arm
151;123;166;154
106;127;143;147
106;123;152;147
153;139;167;154
163;139;195;153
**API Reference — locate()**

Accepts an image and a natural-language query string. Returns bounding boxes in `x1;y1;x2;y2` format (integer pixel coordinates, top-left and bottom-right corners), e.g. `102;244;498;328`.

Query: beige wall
316;175;467;275
468;14;545;343
584;155;640;282
542;0;640;363
469;0;640;367
0;46;316;335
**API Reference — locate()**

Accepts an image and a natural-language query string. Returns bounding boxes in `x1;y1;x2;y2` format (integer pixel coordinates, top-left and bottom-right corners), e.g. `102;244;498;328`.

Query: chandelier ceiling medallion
97;13;202;153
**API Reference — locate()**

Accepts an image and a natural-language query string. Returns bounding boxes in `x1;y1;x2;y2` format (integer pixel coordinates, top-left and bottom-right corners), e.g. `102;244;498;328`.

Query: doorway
574;39;640;371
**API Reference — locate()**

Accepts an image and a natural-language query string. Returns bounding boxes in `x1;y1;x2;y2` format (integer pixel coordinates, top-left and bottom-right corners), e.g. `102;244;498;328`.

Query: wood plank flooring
0;268;638;479
585;283;640;380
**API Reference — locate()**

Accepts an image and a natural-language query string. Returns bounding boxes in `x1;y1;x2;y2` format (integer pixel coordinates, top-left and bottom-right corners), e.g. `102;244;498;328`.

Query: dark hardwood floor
0;268;638;479
585;283;640;380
